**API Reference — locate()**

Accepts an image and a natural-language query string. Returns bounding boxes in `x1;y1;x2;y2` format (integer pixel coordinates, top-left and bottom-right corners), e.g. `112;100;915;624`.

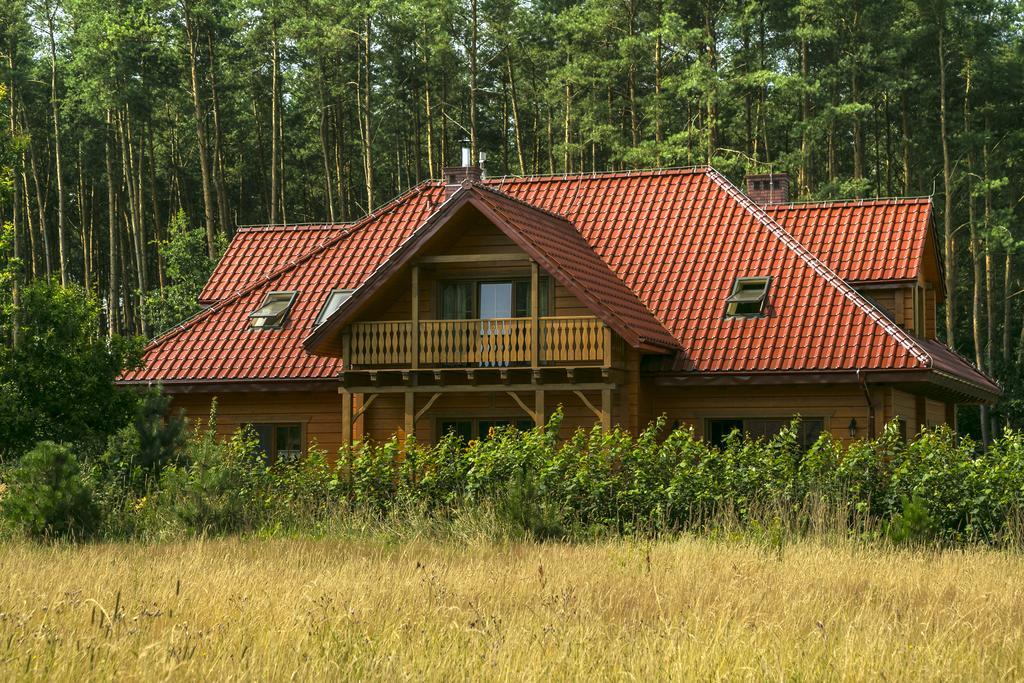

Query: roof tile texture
121;169;984;390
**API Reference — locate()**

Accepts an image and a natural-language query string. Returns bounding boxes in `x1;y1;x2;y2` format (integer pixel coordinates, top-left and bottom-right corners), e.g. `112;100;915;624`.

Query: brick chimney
443;145;482;199
745;173;790;205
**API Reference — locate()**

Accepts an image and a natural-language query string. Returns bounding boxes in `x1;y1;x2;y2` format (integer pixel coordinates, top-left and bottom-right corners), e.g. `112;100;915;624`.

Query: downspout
856;369;876;439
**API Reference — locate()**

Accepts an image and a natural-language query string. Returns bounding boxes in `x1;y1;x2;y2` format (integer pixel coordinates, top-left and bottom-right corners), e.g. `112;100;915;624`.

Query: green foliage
18;408;1024;547
143;211;223;336
1;441;99;540
0;280;142;460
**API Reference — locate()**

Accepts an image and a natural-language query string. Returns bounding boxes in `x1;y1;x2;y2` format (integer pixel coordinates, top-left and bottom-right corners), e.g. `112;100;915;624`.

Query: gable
304;185;680;355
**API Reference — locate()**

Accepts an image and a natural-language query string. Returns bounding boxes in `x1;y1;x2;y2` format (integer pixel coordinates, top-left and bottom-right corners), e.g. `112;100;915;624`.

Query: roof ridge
141;182;438;353
767;195;933;209
484;166;709;184
235;224;354;232
705;169;933;369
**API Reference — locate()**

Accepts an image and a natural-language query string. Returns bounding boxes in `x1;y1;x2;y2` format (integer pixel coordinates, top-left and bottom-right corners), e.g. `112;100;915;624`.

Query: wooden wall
170;391;347;458
353;216;591;323
168;382;955;456
361;389;610;443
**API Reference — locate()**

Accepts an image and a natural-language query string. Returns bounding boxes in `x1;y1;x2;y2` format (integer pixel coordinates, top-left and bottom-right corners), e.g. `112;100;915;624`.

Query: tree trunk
26;136;52;278
184;1;217;255
938;23;956;349
360;16;374;210
7;59;22;349
105;109;119;336
205;31;231;237
468;0;478;164
269;23;282;223
46;7;67;285
506;54;525;175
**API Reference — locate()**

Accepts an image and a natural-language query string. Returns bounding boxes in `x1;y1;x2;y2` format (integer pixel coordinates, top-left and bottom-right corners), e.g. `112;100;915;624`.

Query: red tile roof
766;198;934;283
200;224;347;303
121;168;997;400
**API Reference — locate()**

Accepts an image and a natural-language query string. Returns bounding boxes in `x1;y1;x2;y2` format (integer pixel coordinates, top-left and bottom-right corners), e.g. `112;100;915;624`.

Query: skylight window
249;291;297;329
314;289;354;327
725;277;771;318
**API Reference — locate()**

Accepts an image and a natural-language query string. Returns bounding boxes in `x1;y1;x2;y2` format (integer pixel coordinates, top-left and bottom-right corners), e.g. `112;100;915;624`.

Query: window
249;291;297;329
249;423;303;463
440;278;551;320
439;417;535;442
725;277;770;318
706;417;824;449
314;288;354;327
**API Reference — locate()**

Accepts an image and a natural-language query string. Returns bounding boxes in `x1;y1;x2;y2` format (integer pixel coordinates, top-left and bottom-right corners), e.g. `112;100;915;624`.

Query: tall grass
0;531;1021;680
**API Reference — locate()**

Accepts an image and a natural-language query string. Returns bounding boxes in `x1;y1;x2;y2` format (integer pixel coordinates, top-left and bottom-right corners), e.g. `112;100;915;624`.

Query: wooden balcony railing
347;316;608;368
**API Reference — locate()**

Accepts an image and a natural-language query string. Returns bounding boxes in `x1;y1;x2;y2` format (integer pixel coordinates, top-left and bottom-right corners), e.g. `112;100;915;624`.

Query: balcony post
404;390;415;442
411;265;420;369
534;389;545;429
530;260;539;368
602;325;613;368
601;387;612;431
341;389;353;446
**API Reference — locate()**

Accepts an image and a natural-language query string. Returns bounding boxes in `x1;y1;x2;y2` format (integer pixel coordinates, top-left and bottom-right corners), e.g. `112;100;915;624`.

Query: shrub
1;441;99;540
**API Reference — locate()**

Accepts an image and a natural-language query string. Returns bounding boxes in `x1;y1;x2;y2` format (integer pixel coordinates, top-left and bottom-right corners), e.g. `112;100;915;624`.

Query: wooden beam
404;391;415;440
341;390;353;445
352;392;379;421
573;389;601;419
506;391;538;423
603;325;613;368
416;252;528;264
534;389;545;428
341;382;617;394
601;387;612;431
411;265;420;369
531;260;539;368
415;392;443;423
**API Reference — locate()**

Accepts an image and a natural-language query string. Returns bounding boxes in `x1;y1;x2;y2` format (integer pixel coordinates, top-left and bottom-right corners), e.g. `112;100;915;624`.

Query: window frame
724;276;771;319
248;421;305;463
249;290;298;330
438;276;552;320
705;416;825;450
314;288;354;328
437;416;535;442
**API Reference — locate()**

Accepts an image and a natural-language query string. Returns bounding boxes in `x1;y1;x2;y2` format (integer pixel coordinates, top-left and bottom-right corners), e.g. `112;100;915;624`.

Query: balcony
346;316;609;369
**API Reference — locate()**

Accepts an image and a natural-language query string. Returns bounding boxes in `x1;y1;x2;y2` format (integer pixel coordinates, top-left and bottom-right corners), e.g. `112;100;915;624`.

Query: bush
1;441;99;540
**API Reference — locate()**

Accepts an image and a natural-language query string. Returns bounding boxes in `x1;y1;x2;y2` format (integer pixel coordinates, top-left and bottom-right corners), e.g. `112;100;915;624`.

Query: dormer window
725;277;770;318
314;288;354;327
249;291;297;329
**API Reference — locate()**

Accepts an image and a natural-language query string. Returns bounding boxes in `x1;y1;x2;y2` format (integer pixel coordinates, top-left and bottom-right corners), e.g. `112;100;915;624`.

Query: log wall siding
360;390;610;442
168;384;955;456
169;391;350;459
854;284;938;339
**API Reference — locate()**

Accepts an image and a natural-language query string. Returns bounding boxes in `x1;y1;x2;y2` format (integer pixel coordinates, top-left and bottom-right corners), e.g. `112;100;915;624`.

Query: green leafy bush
1;441;99;540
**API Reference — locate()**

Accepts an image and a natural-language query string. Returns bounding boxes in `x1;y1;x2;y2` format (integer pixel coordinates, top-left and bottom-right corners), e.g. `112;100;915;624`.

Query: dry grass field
1;533;1022;681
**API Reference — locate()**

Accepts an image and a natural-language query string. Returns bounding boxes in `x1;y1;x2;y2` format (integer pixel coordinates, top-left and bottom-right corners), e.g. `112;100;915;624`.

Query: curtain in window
441;282;472;319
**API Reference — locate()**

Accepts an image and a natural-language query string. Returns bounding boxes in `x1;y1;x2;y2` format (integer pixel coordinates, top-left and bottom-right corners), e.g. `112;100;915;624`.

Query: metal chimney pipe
461;145;471;167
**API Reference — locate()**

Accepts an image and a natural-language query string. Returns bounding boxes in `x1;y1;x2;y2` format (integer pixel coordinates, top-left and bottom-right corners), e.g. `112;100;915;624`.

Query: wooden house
119;163;999;460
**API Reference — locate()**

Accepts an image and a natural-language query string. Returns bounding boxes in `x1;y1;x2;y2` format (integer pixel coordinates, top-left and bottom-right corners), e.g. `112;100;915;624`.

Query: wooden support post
341;389;353;446
530;260;540;368
534;389;545;428
411;265;420;369
404;391;415;441
601;387;612;431
342;331;352;368
602;325;613;368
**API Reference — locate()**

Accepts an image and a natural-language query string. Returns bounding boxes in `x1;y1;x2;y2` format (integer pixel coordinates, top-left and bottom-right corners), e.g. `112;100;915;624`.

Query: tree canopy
1;0;1023;433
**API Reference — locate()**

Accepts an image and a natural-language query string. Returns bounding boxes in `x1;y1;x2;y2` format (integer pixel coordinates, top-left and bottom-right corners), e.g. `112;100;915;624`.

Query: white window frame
314;288;355;327
249;291;298;330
